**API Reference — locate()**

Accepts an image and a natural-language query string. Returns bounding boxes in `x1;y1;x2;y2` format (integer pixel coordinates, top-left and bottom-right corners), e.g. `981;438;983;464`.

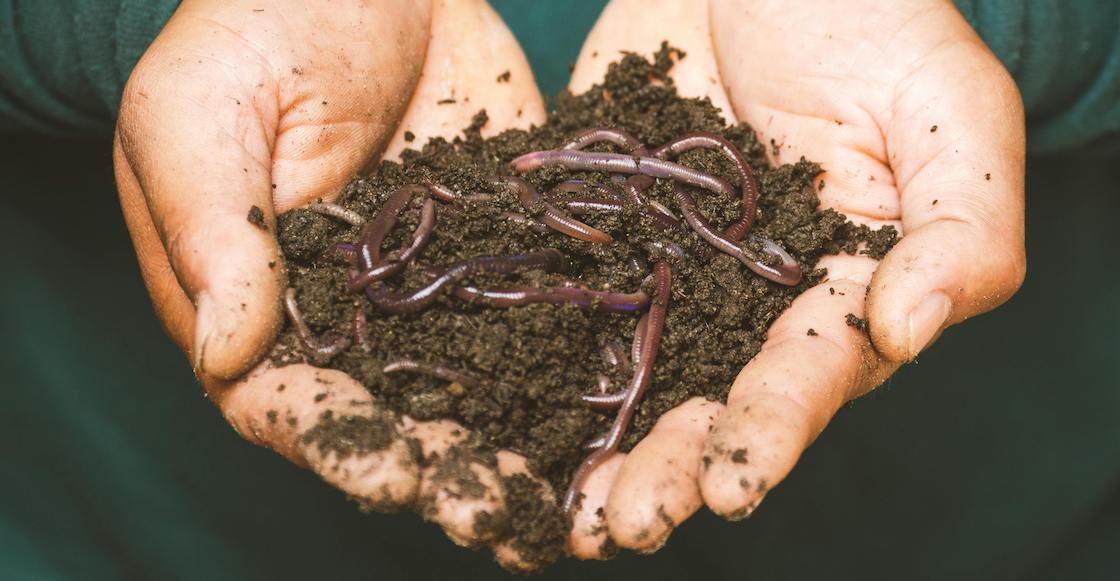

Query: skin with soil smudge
274;46;895;562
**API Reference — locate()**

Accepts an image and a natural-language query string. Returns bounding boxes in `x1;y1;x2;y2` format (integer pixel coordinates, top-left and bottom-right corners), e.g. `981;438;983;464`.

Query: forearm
0;0;179;136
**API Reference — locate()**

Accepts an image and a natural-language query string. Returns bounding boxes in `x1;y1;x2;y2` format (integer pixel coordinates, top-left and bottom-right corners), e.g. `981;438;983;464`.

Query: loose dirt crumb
845;313;869;334
247;205;267;230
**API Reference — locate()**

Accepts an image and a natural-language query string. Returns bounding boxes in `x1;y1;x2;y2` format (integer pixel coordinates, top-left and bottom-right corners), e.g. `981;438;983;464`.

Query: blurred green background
2;1;1118;579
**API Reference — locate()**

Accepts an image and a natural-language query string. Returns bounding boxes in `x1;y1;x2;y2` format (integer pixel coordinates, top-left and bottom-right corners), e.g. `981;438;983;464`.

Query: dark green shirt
2;1;1117;151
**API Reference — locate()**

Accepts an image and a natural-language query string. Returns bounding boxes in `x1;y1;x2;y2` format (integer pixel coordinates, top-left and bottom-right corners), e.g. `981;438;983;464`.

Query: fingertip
867;220;1025;362
418;446;505;545
698;395;802;520
188;225;284;379
568;454;625;560
604;398;717;552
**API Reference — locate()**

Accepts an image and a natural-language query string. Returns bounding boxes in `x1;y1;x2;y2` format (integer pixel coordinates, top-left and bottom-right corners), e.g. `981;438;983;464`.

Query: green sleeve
1;0;1118;152
0;0;180;136
954;0;1120;154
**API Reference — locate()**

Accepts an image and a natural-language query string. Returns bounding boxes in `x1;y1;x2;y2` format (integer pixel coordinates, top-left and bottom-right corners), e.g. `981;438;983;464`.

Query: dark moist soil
274;45;895;565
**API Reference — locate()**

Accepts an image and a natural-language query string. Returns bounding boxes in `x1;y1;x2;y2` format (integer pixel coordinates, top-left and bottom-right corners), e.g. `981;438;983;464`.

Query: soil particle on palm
845;313;870;334
272;44;896;564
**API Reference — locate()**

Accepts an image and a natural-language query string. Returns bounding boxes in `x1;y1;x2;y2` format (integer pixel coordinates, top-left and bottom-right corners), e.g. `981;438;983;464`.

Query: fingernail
193;291;213;374
907;291;952;357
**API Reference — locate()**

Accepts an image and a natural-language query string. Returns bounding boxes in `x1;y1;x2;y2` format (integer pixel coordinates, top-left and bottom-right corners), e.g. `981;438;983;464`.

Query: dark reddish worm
284;288;350;359
562;260;671;514
366;249;568;314
582;313;648;411
349;199;437;290
498;176;613;244
510;150;739;202
382;359;481;388
653;132;760;240
562;127;648;156
674;185;802;285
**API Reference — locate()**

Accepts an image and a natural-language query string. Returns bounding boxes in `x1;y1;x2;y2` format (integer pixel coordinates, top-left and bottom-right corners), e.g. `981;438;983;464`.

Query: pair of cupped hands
113;0;1026;570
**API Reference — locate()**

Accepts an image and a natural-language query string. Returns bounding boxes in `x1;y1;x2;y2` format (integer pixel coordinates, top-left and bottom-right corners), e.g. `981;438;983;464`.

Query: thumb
867;28;1027;362
115;2;429;378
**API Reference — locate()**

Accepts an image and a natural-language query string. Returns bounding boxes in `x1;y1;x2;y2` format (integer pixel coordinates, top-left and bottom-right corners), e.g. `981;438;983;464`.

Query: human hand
113;0;559;569
563;0;1026;556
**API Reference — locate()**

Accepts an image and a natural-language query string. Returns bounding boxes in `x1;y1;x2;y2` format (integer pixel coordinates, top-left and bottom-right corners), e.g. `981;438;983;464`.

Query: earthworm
582;314;647;411
653;132;759;239
496;176;612;244
330;242;358;264
283;288;350;358
425;183;495;205
552;178;680;230
557;198;625;214
630;313;649;368
383;359;481;389
674;185;801;285
367;249;568;314
596;373;612;395
622;173;683;229
357;184;432;270
623;174;654;205
643;240;686;262
510;150;738;202
562;260;671;514
349;199;437;290
426;183;459;203
308;201;365;227
500;212;551;235
549;180;619;199
583;436;607;451
562;128;648;156
352;306;371;352
450;283;649;313
601;341;629;374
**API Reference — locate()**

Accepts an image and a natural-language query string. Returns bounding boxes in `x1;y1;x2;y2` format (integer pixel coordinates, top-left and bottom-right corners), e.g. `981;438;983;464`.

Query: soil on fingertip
273;44;895;567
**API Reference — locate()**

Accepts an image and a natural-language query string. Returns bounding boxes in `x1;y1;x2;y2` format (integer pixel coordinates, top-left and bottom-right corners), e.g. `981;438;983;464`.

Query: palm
562;0;1025;556
115;0;558;570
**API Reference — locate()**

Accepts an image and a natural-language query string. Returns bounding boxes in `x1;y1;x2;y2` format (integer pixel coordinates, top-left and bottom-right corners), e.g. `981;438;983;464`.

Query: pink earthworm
283;288;350;359
497;176;613;244
382;359;481;389
562;260;671;514
366;249;569;314
652;132;760;239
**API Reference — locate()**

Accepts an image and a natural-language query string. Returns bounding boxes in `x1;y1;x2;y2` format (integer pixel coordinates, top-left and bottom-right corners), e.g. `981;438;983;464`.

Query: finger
869;27;1026;361
600;399;720;550
568;453;626;560
416;442;505;546
398;416;470;464
570;0;735;118
214;364;421;510
490;451;563;572
115;1;430;378
383;0;546;159
700;268;897;519
604;398;721;552
708;0;1026;361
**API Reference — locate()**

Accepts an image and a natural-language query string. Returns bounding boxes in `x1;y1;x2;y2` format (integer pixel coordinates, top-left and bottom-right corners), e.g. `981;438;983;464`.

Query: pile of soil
272;45;894;566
